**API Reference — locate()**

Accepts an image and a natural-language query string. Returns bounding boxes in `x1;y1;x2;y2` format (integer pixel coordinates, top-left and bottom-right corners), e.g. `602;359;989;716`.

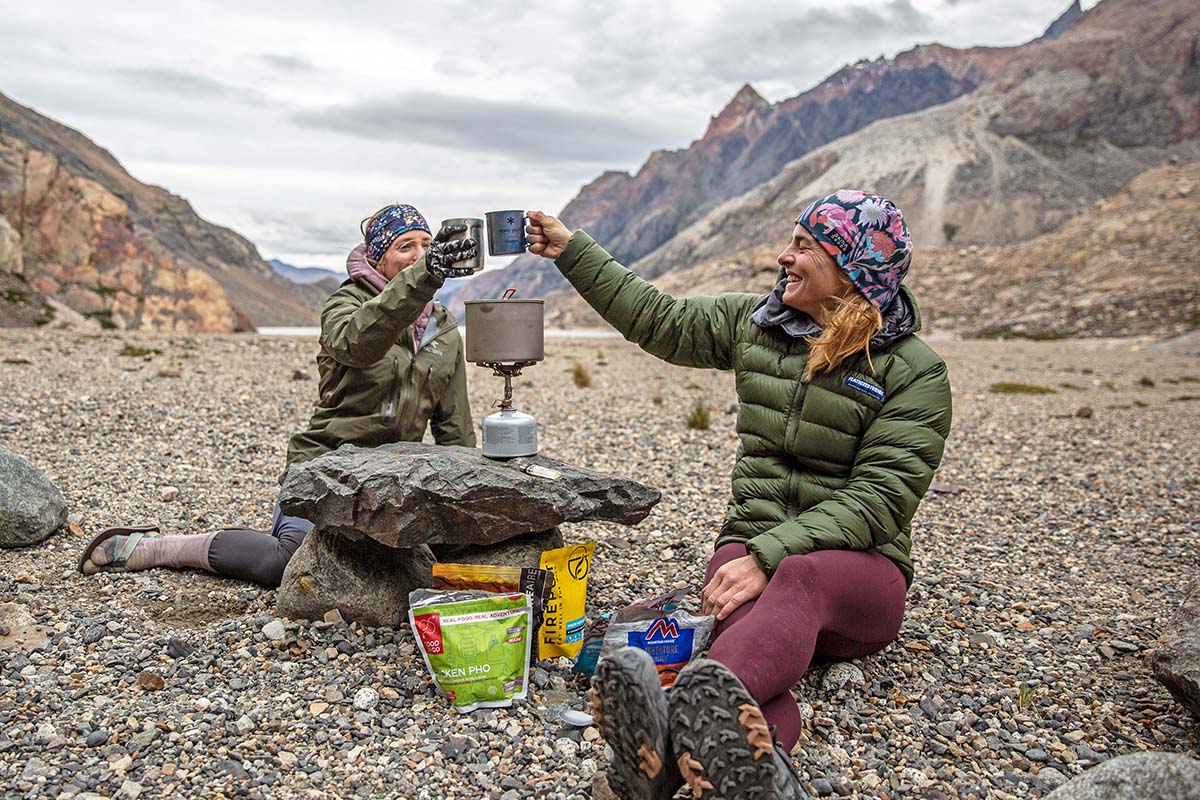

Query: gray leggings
207;502;314;588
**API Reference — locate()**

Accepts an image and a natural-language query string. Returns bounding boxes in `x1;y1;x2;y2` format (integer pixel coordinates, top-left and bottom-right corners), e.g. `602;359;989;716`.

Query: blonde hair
805;278;884;381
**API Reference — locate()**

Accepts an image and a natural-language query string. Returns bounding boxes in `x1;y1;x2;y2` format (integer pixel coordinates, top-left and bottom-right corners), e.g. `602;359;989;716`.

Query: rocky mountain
0;92;319;332
1035;0;1083;42
547;160;1200;340
622;0;1199;286
268;258;343;311
454;51;1017;312
451;29;1026;313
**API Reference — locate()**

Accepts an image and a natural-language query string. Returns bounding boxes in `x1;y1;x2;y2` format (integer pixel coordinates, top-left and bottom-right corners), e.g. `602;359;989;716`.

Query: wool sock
83;532;216;574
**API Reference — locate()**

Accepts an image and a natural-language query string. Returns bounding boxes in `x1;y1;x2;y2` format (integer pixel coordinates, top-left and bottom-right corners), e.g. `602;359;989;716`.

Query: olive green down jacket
286;256;476;466
555;232;952;585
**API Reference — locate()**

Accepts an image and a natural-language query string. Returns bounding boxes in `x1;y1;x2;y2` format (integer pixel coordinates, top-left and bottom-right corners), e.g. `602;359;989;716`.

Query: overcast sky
2;0;1094;271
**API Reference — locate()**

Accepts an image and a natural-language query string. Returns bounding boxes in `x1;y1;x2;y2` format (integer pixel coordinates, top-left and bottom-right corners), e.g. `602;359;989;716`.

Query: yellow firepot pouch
538;542;596;659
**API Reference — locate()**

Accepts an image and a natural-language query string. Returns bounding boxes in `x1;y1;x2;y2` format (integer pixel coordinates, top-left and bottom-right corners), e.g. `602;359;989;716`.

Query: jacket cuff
554;230;596;274
745;533;789;576
408;256;446;291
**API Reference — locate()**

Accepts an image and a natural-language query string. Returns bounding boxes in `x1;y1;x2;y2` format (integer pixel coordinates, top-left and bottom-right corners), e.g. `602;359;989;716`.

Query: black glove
426;224;478;279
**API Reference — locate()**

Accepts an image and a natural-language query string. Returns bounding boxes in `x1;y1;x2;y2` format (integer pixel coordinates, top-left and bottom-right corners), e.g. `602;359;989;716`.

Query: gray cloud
258;53;316;72
116;68;239;98
291;91;675;164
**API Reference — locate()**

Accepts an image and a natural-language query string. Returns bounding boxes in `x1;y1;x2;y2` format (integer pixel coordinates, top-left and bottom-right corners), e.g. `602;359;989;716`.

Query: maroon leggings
703;543;907;751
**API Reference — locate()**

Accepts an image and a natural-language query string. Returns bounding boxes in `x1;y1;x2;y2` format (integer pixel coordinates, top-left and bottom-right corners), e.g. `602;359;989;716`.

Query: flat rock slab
0;445;67;548
278;443;660;549
1150;579;1200;719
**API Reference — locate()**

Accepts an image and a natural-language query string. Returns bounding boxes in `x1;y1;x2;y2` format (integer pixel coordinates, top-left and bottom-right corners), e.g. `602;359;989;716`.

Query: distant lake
258;327;622;339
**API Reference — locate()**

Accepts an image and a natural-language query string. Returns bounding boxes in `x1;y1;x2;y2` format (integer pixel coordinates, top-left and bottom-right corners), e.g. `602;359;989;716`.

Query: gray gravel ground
0;329;1197;799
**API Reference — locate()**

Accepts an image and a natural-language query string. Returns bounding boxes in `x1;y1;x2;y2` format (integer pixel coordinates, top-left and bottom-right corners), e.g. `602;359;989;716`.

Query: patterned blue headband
364;204;431;263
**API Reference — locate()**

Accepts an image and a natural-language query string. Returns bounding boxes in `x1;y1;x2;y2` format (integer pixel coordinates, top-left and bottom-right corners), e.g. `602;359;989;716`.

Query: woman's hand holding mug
525;211;571;260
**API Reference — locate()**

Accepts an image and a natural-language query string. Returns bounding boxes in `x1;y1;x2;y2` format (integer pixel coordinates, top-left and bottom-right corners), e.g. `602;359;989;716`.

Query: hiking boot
669;659;811;800
589;647;681;800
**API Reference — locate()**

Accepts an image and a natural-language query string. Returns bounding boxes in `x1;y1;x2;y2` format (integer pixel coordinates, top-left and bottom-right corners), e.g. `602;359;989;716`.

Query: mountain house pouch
432;563;550;662
572;586;692;677
538;542;596;659
599;611;714;687
408;589;532;712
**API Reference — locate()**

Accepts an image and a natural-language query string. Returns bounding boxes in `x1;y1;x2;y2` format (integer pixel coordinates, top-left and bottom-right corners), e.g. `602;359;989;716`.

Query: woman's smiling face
377;229;433;280
776;224;849;320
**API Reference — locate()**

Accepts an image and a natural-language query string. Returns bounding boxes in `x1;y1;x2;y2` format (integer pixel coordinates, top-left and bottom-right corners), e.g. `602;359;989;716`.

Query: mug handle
501;288;517;299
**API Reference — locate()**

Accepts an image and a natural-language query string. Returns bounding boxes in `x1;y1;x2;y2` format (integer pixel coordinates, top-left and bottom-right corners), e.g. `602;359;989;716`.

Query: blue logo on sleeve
844;375;885;402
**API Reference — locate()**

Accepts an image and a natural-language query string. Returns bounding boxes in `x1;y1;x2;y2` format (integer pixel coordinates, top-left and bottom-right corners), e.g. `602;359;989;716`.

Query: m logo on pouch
646;618;680;640
844;375;885;402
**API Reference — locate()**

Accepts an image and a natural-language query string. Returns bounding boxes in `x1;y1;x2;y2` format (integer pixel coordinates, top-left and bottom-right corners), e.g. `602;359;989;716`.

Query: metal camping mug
485;210;529;257
438;217;486;273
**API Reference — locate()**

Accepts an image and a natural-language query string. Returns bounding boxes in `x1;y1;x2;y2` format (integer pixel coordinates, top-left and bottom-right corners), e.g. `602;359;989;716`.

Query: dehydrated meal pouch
600;611;714;687
538;542;596;659
432;563;550;661
408;589;532;712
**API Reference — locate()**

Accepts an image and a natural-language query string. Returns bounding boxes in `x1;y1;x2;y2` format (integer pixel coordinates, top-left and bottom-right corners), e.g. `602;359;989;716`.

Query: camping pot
464;293;544;364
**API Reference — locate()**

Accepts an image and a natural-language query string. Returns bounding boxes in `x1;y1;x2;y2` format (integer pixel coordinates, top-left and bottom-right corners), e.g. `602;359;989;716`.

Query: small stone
323;608;345;625
82;625;105;645
1027;748;1049;762
292;370;309;381
165;638;194;658
235;715;255;733
353;687;379;711
1075;406;1093;418
117;780;143;799
85;730;108;747
160;486;179;502
261;620;286;641
219;759;249;780
822;662;866;692
309;702;330;716
278;751;297;769
812;777;835;796
137;671;164;691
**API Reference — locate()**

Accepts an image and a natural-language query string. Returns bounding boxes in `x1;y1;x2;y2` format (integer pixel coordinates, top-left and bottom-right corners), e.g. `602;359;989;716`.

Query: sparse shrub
1018;681;1038;713
572;361;591;388
942;222;959;243
2;289;28;305
685;400;711;430
652;393;664;405
119;346;162;358
989;382;1056;395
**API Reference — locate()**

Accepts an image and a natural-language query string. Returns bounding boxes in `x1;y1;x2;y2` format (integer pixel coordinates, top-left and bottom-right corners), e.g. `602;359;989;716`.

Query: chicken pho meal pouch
408;589;532;712
432;563;550;661
538;542;596;659
600;611;714;687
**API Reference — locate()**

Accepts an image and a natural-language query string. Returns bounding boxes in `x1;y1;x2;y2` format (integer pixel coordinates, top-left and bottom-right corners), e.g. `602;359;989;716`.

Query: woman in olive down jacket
526;191;952;800
79;204;478;587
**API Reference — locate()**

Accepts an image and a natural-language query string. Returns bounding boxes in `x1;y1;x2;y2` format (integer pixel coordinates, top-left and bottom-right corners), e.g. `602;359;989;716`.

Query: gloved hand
426;224;479;280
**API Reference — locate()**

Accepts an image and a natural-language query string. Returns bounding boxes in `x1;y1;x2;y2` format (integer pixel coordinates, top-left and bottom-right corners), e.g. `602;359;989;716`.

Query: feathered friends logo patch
845;375;885;402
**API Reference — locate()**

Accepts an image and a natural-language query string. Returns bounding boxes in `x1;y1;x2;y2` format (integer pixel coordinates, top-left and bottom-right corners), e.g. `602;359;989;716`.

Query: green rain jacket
286;256;475;466
555;232;952;585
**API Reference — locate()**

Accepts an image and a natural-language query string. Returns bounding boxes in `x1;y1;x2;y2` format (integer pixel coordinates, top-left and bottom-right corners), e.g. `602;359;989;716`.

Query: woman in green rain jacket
531;191;952;800
80;204;477;588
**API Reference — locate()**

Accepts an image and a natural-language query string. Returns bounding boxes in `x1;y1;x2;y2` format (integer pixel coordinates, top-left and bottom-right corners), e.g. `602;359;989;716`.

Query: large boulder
1149;580;1200;719
278;443;660;548
1043;752;1200;799
0;446;66;548
276;529;435;627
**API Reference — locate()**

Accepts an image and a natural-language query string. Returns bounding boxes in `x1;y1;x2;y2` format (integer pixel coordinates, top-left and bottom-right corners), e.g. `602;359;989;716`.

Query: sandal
77;525;159;574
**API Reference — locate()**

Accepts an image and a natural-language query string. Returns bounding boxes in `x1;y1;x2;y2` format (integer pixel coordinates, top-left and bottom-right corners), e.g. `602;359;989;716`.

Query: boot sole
590;647;678;800
669;660;780;799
